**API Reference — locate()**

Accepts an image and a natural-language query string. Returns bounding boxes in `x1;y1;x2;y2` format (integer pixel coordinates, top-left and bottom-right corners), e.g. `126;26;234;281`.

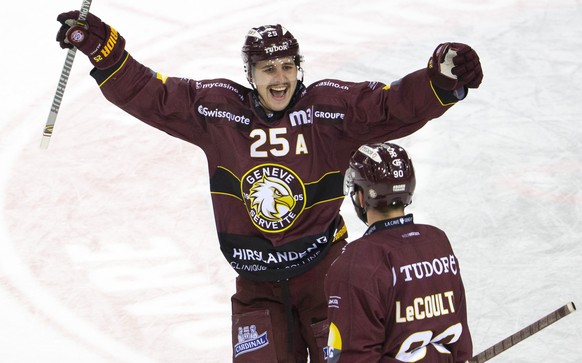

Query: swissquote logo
241;164;306;233
234;325;269;357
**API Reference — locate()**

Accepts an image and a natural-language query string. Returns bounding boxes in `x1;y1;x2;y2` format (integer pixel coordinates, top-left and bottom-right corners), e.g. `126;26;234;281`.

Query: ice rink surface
1;0;581;362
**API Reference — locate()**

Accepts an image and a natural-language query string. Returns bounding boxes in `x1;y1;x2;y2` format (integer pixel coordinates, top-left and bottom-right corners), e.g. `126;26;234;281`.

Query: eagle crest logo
242;164;306;233
249;175;296;221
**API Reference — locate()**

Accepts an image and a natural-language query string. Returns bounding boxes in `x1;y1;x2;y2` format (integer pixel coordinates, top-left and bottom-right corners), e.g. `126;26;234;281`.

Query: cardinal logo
242;164;306;233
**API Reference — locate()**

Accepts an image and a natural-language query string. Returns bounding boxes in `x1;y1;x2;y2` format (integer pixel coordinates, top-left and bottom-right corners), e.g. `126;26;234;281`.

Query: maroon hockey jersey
324;215;472;362
91;52;460;281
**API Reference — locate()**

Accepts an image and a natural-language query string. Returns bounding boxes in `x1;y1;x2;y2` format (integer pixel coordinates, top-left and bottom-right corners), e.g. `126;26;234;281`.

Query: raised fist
56;11;125;70
428;42;483;91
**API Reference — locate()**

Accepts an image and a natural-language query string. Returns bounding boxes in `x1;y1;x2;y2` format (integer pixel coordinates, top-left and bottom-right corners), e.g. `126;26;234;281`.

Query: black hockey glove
56;11;125;70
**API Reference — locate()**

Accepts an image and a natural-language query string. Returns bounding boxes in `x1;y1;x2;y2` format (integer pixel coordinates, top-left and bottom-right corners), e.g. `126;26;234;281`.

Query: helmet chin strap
356;206;369;226
351;190;369;225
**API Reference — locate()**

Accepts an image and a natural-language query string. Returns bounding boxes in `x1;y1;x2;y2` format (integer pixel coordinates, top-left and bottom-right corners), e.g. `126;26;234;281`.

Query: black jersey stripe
210;167;344;207
304;172;345;208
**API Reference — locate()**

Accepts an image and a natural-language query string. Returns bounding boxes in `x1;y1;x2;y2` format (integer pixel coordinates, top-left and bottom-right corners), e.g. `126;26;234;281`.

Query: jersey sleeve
340;68;461;143
325;252;390;362
88;52;210;147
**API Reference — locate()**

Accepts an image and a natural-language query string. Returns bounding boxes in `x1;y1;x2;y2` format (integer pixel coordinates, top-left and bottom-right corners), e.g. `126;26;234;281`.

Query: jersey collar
364;214;414;236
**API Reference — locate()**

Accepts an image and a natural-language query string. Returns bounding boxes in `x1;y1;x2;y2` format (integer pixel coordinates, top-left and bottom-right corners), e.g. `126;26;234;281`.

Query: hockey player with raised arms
325;142;472;362
55;10;482;363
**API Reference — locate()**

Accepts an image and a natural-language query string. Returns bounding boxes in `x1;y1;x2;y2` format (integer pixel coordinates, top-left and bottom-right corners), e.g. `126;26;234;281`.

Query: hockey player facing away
325;142;472;363
55;10;481;363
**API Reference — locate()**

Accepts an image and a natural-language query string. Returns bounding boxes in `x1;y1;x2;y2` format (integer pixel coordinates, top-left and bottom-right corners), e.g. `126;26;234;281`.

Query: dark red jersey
324;215;472;362
91;52;461;281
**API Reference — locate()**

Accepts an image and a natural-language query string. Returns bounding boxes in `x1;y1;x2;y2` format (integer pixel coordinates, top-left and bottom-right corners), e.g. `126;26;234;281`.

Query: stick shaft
40;0;93;149
468;302;576;363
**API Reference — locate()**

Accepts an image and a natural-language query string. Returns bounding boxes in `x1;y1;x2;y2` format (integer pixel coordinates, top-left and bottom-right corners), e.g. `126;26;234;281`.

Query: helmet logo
264;42;290;55
357;145;382;163
247;29;264;39
383;144;399;158
242;164;306;233
393;184;406;192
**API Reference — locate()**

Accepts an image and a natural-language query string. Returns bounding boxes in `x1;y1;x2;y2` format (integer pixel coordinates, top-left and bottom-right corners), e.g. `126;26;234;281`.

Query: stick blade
40;123;54;149
40;136;51;150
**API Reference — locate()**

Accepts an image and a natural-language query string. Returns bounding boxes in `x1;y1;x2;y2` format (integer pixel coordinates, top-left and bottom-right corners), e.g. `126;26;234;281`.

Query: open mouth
269;85;288;100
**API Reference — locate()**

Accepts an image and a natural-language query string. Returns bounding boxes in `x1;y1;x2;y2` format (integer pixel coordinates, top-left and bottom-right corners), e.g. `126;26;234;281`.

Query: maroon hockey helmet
241;24;303;84
344;142;416;224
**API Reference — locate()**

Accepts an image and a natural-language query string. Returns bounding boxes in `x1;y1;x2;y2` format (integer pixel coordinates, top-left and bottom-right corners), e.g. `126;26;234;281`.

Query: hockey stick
40;0;93;149
467;301;576;363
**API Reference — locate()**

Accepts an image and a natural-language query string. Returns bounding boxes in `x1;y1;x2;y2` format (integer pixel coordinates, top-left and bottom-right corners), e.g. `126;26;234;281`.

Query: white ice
1;0;581;362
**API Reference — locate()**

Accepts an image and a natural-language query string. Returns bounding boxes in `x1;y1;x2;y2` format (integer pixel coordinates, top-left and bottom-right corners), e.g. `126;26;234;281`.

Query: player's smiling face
253;57;298;112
